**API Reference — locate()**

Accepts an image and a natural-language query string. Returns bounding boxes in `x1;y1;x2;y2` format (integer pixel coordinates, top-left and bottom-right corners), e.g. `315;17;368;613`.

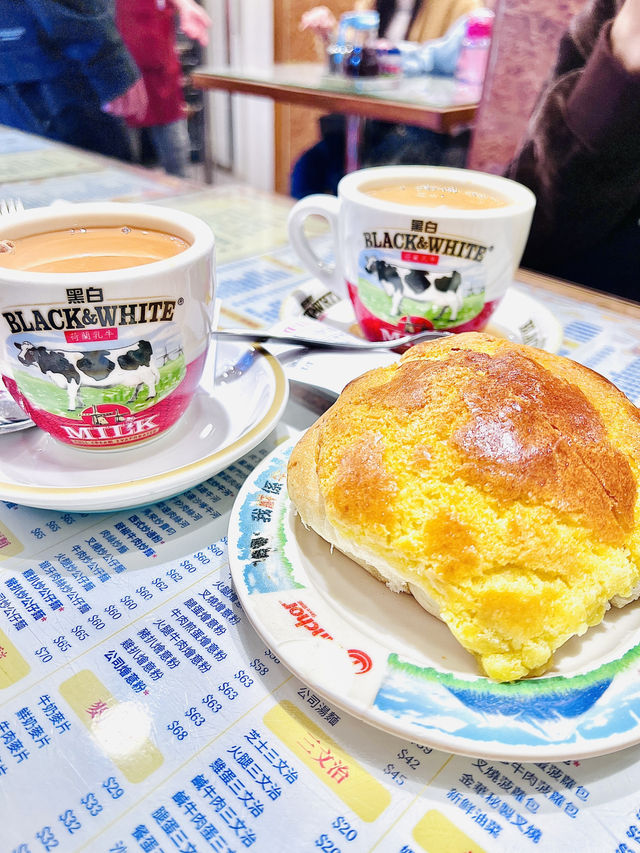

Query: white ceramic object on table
0;341;287;512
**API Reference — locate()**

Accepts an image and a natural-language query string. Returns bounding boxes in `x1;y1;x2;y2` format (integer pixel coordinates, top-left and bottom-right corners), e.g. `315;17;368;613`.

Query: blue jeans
148;119;191;177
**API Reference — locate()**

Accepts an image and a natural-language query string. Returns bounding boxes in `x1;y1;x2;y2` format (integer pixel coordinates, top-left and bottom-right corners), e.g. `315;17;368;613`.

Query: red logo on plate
280;600;333;640
347;649;372;674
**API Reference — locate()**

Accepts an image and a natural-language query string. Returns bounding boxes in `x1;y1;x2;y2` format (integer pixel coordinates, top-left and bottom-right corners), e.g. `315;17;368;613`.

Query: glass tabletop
194;62;480;110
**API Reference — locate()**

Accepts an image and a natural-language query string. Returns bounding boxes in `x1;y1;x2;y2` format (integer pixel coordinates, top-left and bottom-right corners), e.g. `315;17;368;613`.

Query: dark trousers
290;114;472;198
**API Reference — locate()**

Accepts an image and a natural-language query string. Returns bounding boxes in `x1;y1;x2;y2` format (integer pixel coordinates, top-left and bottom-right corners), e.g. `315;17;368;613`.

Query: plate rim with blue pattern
228;438;640;761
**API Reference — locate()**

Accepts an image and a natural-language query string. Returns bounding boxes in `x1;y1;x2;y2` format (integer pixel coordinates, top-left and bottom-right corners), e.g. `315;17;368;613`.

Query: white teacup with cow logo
0;202;215;450
287;165;536;341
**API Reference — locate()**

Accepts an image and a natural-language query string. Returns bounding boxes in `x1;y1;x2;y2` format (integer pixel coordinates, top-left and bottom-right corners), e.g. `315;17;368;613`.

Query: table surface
2;125;640;853
191;62;479;133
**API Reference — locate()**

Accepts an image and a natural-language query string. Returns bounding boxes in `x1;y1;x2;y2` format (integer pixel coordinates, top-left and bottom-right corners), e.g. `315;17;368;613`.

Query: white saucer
485;285;564;353
273;284;564;399
280;282;564;356
0;341;288;513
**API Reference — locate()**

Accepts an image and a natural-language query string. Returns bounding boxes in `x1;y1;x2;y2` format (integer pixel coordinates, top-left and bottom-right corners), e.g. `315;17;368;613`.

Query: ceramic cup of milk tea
287;165;536;340
0;202;215;450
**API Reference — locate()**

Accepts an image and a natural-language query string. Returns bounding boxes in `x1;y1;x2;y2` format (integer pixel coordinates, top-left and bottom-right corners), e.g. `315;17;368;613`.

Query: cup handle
287;194;346;299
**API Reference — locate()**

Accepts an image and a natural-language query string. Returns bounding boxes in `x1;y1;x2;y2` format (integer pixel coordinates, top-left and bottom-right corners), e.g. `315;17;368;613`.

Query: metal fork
0;198;24;216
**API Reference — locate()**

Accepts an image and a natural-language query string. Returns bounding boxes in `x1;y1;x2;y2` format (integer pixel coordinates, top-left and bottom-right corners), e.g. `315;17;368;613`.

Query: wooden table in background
192;62;480;177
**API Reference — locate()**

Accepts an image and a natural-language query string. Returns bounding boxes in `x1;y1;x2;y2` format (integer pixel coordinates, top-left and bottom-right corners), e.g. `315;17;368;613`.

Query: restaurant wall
203;0;275;191
202;0;355;194
202;0;232;171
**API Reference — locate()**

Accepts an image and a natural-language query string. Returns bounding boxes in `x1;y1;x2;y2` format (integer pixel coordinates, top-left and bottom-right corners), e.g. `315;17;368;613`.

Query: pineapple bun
287;332;640;682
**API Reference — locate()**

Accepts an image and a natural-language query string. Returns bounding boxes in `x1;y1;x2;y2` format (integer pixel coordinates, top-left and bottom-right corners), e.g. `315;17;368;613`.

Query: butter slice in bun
287;332;640;682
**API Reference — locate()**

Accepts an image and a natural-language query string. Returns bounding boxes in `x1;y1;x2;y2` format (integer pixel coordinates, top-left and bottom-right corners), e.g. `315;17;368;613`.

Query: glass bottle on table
340;10;380;77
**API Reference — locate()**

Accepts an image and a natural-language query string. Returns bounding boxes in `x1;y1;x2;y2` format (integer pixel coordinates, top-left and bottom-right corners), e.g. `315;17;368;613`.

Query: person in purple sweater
506;0;640;300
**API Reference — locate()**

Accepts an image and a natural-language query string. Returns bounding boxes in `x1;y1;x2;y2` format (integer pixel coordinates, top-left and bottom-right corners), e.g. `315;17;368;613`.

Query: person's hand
611;0;640;71
300;5;337;43
172;0;212;46
103;78;148;120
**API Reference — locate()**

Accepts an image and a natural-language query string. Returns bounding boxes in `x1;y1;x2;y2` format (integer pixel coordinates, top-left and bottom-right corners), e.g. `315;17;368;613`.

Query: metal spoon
211;327;448;350
0;327;446;435
0;389;34;434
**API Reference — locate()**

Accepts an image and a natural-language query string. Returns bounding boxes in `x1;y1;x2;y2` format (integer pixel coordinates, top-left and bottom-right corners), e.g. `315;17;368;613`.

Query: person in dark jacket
0;0;147;162
506;0;640;300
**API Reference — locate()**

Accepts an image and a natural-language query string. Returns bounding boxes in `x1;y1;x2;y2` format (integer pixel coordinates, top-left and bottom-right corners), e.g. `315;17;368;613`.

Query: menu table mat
1;420;640;853
0;169;198;211
2;125;640;851
162;188;295;267
2;242;640;853
0;125;202;210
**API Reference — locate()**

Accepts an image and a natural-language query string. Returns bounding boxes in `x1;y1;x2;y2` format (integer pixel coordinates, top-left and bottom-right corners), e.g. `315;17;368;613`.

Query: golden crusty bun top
287;332;640;682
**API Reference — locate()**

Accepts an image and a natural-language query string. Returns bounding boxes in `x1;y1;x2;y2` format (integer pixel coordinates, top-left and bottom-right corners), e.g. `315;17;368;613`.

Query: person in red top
115;0;210;176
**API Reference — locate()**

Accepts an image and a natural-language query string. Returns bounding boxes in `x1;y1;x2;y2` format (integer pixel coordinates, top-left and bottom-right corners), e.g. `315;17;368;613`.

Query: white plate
280;282;564;357
0;341;288;512
485;285;564;354
272;285;563;400
229;439;640;762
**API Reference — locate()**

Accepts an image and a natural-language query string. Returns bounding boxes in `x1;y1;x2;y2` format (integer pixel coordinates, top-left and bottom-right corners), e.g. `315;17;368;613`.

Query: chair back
466;0;585;174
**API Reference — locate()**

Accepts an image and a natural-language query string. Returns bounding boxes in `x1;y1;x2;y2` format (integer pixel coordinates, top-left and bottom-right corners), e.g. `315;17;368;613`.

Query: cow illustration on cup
364;255;464;321
14;339;161;413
